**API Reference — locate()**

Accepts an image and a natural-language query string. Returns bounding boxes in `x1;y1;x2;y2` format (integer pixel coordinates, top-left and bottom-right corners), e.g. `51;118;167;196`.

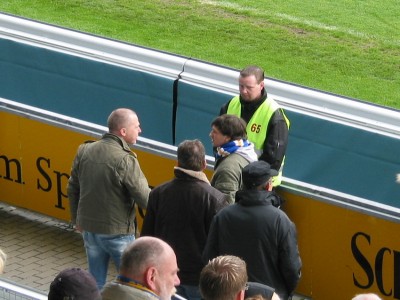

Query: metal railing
0;278;46;300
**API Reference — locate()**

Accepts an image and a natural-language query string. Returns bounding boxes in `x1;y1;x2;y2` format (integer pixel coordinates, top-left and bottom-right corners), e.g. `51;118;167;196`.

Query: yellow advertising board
282;191;400;299
1;110;399;299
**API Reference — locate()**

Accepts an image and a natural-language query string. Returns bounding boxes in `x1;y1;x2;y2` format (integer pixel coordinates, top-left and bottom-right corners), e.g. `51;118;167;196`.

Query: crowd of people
0;65;383;299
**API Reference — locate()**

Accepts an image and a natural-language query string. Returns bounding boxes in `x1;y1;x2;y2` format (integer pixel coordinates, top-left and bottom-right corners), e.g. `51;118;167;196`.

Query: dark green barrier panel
0;38;174;144
175;81;232;154
285;110;400;207
177;82;400;207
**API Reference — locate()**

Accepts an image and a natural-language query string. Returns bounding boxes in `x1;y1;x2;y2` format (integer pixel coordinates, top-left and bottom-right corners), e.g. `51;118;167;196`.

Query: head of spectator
0;248;6;273
246;295;270;300
242;161;278;192
177;139;207;171
107;108;141;145
118;236;180;300
210;114;248;149
48;267;101;300
245;282;280;300
200;255;248;300
239;65;265;102
352;293;382;300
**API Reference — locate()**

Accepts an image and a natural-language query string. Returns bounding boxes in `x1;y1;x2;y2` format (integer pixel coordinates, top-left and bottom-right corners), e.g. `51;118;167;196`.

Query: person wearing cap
210;114;258;204
101;236;180;300
219;65;290;187
203;161;302;300
245;282;281;300
48;267;101;300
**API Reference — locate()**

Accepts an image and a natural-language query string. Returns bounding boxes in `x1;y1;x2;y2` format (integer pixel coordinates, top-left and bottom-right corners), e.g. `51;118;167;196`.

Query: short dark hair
211;114;247;140
177;139;205;171
200;255;248;300
240;65;264;84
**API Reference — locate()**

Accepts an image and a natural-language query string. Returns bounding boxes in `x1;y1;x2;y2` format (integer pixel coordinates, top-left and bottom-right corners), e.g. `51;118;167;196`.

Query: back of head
200;255;248;300
107;108;136;134
240;65;264;83
48;267;100;300
177;139;205;171
120;236;167;278
352;293;382;300
211;114;247;140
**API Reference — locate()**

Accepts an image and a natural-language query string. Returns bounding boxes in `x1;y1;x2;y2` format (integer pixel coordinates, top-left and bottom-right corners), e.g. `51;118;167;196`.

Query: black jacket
203;189;301;300
141;168;228;285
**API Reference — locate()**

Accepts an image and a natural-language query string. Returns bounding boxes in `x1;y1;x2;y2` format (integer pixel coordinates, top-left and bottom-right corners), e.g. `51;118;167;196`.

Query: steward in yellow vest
220;65;290;186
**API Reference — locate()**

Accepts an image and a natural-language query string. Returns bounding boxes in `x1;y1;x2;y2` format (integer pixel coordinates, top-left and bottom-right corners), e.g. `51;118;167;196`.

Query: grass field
0;0;399;109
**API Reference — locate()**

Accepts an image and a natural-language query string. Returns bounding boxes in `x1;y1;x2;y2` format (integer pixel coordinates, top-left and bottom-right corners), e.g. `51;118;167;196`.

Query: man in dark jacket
141;139;228;300
203;161;301;300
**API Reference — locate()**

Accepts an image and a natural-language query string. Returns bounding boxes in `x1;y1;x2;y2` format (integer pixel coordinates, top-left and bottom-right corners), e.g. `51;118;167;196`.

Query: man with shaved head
68;108;151;289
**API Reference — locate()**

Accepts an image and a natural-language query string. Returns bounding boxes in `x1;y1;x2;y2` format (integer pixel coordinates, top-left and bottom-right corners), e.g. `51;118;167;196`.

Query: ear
144;267;157;291
266;181;273;191
202;158;207;170
119;127;127;137
236;289;245;300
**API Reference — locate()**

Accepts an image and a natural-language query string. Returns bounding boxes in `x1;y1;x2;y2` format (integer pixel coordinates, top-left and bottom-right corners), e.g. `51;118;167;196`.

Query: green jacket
211;153;251;204
67;133;150;234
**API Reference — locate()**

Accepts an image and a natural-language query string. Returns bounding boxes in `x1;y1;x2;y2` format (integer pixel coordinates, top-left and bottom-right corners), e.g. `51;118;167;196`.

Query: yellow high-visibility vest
227;96;290;186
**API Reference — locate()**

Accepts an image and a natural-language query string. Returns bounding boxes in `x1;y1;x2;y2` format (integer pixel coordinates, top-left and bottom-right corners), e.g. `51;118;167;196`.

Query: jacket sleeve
122;155;151;210
278;218;302;296
140;189;156;236
219;101;230;115
210;164;241;205
67;143;89;224
202;216;220;264
259;109;289;171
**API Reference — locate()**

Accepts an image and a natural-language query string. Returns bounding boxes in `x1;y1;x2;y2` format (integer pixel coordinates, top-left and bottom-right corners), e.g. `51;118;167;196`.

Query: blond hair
200;255;248;300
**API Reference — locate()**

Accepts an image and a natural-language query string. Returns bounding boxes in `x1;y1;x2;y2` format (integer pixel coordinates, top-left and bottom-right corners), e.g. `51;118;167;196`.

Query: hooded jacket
203;189;302;300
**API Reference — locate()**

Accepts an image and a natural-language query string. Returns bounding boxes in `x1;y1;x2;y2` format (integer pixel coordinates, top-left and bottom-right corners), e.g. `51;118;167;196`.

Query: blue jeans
82;231;135;289
176;284;201;300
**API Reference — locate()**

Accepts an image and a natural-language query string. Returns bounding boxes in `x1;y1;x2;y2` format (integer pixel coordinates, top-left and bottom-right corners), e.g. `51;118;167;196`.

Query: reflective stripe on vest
226;96;290;186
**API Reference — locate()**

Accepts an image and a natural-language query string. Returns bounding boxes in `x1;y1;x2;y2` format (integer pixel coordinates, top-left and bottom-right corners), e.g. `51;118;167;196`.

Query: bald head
352;293;382;300
107;108;141;144
120;236;173;277
119;237;180;300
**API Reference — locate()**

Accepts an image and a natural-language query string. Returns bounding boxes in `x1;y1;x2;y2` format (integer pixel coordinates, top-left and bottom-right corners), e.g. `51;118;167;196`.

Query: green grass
1;0;399;109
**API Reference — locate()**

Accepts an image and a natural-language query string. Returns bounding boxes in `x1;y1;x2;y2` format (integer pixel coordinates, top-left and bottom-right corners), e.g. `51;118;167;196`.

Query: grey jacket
67;133;150;234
